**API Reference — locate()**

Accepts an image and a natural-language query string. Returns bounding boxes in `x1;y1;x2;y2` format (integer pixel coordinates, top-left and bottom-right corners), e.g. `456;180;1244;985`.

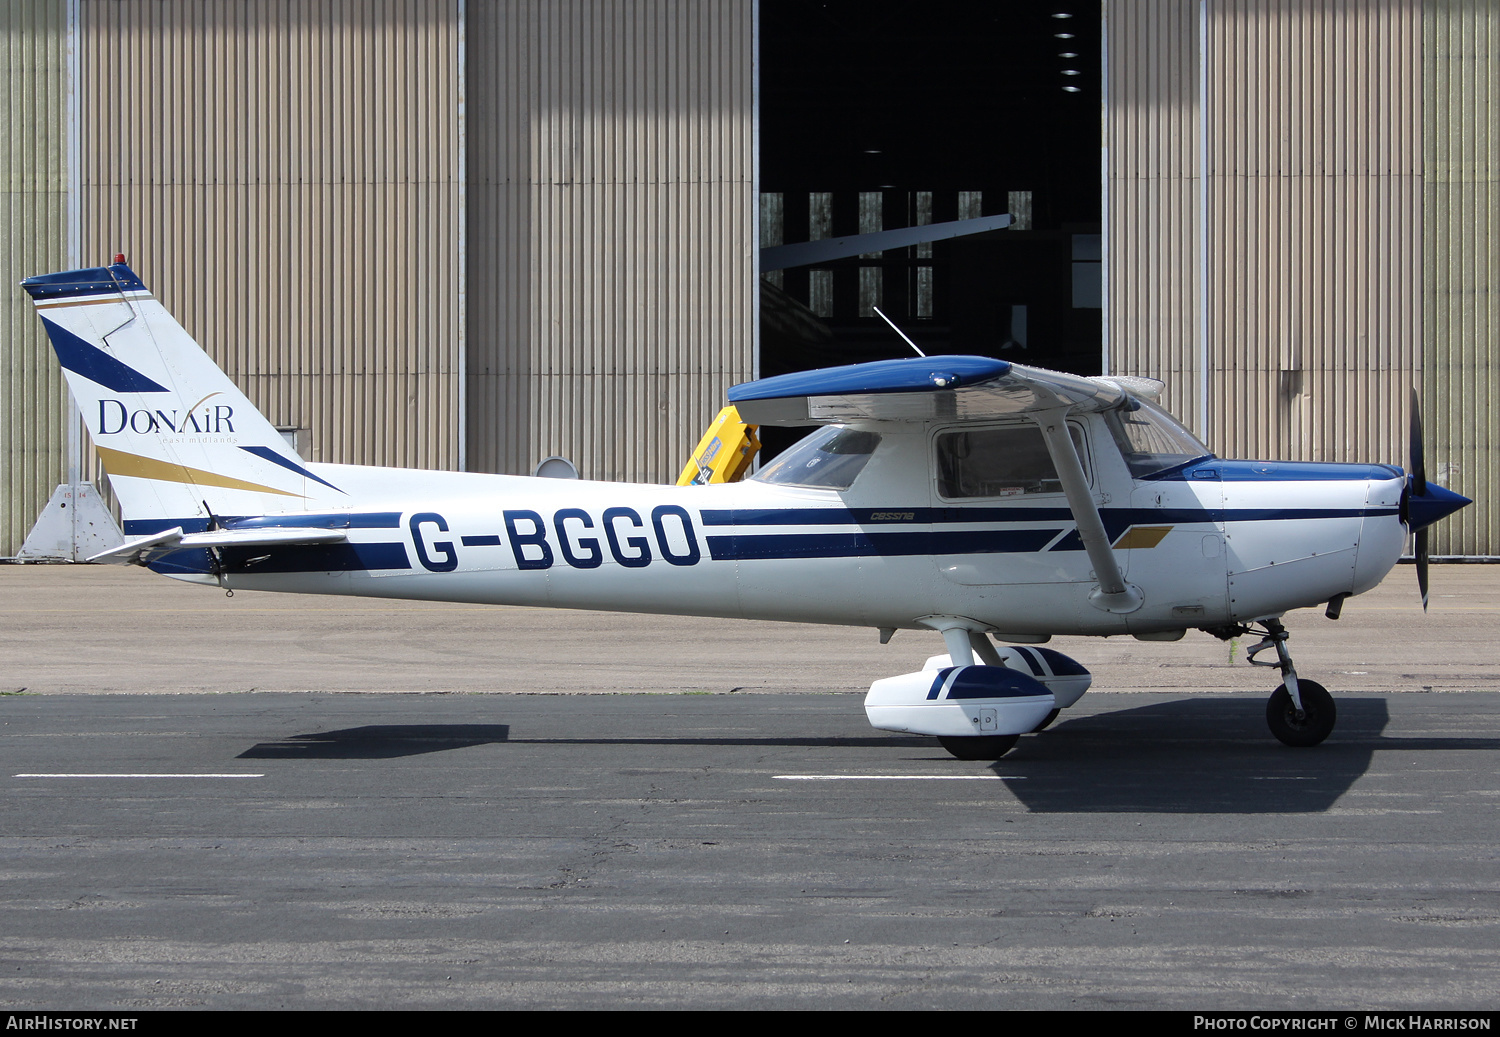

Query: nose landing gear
1265;679;1336;747
1247;618;1336;747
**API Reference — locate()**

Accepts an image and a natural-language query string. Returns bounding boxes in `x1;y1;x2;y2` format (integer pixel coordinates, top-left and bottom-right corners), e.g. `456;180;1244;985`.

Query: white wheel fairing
865;665;1056;737
923;645;1092;708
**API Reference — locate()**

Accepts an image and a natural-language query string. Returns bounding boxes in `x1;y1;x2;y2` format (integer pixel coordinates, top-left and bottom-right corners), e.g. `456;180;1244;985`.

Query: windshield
1103;398;1212;477
752;426;882;490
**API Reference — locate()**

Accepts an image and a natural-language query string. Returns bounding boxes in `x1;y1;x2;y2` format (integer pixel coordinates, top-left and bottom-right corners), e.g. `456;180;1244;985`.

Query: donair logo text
98;398;235;436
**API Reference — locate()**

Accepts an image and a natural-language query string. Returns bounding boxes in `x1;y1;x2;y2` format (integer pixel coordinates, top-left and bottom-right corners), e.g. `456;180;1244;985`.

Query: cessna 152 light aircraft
23;260;1471;759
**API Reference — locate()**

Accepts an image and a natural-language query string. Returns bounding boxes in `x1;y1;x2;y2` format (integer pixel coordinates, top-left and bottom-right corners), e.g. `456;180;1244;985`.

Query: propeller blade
1410;389;1431;610
1409;387;1427;496
1416;527;1430;612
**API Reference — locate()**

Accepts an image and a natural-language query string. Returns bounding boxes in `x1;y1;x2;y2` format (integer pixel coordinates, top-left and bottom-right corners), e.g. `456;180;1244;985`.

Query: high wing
728;355;1164;426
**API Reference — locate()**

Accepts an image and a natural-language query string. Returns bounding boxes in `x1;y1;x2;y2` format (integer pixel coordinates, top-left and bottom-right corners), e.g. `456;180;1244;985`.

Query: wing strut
1034;408;1143;614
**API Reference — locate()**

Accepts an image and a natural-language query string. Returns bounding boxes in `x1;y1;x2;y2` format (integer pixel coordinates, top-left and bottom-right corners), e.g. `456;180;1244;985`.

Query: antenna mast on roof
872;306;925;357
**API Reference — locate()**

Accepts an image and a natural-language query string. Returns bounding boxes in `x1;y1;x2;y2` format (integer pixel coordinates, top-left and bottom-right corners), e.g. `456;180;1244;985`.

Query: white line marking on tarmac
774;774;1025;781
14;773;265;779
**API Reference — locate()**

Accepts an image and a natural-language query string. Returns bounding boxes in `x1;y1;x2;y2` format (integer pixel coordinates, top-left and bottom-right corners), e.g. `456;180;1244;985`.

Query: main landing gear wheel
938;734;1019;760
1266;680;1336;747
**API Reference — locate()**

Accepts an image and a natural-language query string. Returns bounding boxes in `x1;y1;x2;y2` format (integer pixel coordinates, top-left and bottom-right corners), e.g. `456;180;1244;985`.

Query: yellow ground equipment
677;406;761;486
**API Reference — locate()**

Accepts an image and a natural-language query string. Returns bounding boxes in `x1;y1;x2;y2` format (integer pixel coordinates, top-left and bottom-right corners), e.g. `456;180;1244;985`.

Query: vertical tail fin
22;262;343;526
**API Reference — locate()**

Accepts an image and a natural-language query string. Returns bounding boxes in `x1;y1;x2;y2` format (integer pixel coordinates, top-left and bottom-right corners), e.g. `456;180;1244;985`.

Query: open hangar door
758;0;1102;459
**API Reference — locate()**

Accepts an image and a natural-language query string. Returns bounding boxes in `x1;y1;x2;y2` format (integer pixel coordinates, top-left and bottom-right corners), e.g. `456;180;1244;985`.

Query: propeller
1408;389;1429;610
1404;389;1473;611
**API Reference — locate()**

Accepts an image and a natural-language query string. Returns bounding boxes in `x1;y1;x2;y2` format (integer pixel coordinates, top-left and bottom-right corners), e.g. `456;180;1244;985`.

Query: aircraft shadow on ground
993;696;1460;814
230;699;1500;814
238;724;511;760
239;726;933;758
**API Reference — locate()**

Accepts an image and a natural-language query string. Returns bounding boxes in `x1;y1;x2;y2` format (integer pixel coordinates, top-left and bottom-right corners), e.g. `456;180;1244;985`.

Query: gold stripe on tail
95;445;303;498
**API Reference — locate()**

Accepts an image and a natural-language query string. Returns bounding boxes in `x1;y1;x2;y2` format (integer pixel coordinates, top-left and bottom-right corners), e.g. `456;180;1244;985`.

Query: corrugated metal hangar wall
2;0;1495;557
1;0;70;555
465;1;755;481
82;0;467;473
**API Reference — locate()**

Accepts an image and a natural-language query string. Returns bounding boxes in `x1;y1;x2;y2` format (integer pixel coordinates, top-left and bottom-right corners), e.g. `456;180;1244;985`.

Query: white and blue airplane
22;260;1471;759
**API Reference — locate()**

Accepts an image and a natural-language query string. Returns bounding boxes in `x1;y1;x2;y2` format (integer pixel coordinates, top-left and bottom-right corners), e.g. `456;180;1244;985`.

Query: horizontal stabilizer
88;525;349;566
87;528;186;566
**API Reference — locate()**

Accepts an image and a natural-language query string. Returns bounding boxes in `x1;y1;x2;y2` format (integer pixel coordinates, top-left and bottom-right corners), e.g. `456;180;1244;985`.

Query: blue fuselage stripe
702;505;1395;529
701;506;1396;560
146;542;410;577
705;528;1061;561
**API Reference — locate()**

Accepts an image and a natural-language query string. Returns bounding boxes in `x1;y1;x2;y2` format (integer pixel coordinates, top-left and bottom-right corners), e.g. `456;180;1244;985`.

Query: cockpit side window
752;425;882;490
934;423;1088;499
1103;398;1213;477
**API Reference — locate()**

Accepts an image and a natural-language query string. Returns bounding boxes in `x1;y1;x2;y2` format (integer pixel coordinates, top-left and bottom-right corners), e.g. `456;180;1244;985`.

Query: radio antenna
873;306;925;357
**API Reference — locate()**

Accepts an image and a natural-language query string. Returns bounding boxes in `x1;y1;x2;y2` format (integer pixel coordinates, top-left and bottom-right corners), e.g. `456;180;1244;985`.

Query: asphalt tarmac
2;563;1498;1009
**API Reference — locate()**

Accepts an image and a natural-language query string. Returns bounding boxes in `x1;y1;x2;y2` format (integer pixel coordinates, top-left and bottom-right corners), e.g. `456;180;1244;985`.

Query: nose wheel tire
1266;680;1335;747
938;734;1020;760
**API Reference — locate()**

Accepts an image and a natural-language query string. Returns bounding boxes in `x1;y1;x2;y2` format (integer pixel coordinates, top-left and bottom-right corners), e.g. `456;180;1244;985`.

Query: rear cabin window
935;424;1087;499
753;425;882;490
